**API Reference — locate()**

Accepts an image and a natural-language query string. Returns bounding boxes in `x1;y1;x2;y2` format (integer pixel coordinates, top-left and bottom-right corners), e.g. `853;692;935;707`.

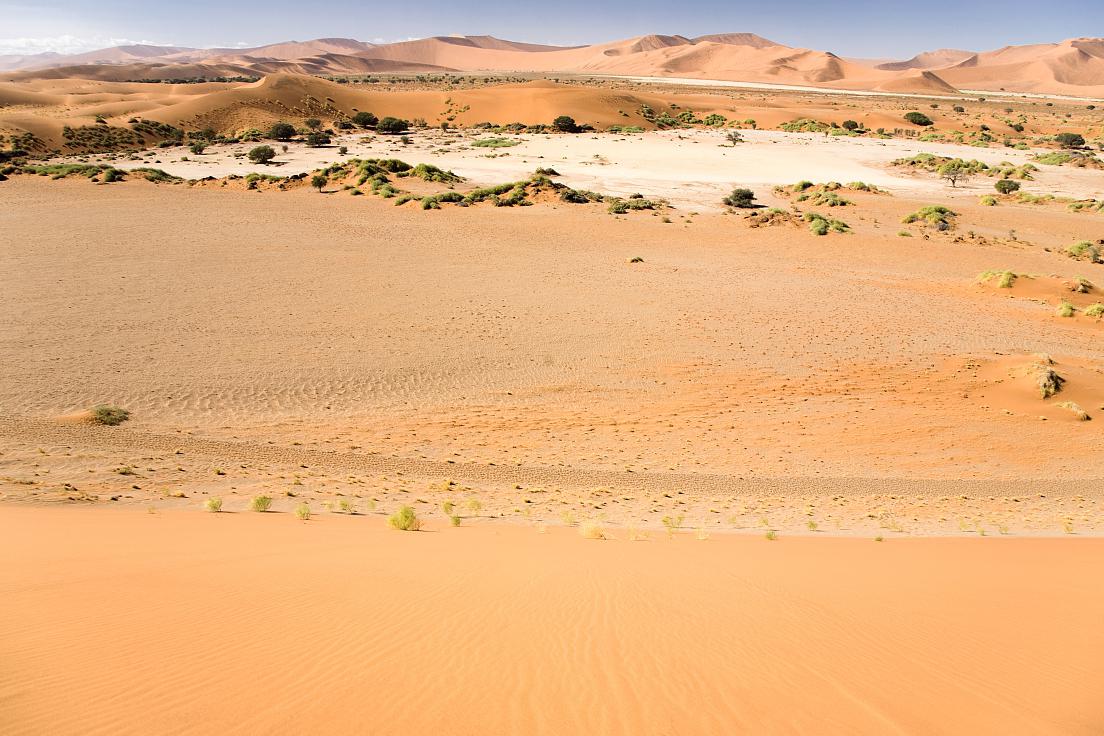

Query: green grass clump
902;205;956;228
607;197;658;214
779;118;830;133
250;495;273;512
130;168;181;183
1057;301;1076;318
295;502;311;520
1084;303;1104;318
90;405;129;426
1067;241;1102;263
979;195;998;206
804;212;850;235
407;163;462;184
978;270;1017;288
471;137;520;148
797;190;851;207
204;497;223;512
607;125;645;134
388;506;421;531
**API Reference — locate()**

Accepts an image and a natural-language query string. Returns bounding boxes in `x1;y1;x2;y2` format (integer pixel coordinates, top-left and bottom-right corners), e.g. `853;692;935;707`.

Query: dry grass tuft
579;521;605;540
203;497;222;513
388;506;421;531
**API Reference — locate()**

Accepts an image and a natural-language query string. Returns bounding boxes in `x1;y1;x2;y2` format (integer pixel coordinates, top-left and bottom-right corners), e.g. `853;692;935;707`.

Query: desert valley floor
2;81;1104;733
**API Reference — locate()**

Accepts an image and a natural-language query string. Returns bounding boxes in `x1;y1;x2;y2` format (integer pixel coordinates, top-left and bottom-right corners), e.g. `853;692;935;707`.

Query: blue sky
2;0;1101;58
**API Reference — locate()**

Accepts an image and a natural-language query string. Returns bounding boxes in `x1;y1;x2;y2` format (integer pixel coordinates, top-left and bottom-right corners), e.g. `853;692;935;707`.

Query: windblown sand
1;506;1102;735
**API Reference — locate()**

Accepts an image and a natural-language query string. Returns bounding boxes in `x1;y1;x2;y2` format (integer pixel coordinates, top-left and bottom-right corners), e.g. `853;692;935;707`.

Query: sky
2;0;1102;58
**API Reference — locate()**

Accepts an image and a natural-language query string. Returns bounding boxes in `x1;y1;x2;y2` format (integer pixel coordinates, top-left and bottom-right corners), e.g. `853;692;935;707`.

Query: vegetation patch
902;205;957;230
804;212;851;236
90;405;130;426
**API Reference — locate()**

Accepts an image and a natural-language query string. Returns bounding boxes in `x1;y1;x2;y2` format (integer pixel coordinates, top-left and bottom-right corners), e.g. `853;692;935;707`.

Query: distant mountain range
2;34;1103;97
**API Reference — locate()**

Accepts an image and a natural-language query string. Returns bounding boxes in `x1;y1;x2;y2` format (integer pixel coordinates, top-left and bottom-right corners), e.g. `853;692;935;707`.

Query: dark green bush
267;122;296;141
904;112;933;126
723;188;756;208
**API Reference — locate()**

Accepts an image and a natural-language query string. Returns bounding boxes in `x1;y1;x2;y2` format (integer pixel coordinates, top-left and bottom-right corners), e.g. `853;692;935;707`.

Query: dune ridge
4;32;1104;97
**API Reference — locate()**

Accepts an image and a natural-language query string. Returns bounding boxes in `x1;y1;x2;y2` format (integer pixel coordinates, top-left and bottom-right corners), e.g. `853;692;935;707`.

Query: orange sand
1;505;1101;735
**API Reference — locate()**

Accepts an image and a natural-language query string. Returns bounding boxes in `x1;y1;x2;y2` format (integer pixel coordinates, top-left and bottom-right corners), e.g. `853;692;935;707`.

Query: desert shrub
953;105;966;113
1067;241;1102;262
190;143;206;155
311;174;327;192
1056;132;1086;148
1056;401;1091;420
268;122;296;141
376;117;410;134
248;145;276;164
902;205;956;228
979;195;998;206
804;212;850;235
306;132;330;147
1084;303;1104;318
978;270;1017;288
552;115;579;133
723;187;756;208
409;163;462;183
204;497;223;512
779;118;830;133
388;506;421;531
904;111;933;126
352;111;378;127
994;179;1021;195
797;190;851;207
295;503;311;520
250;495;273;512
534;167;559;176
101;168;123;183
90;405;129;426
471;137;519;148
131;168;180;183
304;118;321;130
841;119;860;131
607;197;657;214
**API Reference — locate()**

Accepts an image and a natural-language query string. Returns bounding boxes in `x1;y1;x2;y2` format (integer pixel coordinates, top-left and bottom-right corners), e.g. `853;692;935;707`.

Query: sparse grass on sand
90;405;129;426
1056;401;1091;421
250;495;273;512
978;270;1018;288
579;521;605;539
388;506;421;531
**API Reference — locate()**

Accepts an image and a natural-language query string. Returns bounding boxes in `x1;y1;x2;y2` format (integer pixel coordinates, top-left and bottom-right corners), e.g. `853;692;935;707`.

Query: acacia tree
311;174;327;193
938;160;971;187
248;145;276;164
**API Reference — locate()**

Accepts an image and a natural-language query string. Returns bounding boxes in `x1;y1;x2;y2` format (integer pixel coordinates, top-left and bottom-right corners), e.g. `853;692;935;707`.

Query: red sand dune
5;33;1104;97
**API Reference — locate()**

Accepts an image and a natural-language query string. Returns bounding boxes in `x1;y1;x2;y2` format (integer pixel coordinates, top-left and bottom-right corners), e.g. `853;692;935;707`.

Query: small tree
304;118;322;130
552;115;579;133
725;130;744;145
723;188;756;208
311;174;327;193
248;145;276;164
1056;132;1085;149
938;160;970;187
338;145;348;155
268;122;296;141
841;119;860;131
352;111;378;128
306;131;330;147
376;117;410;134
904;111;934;126
994;179;1021;195
189;142;206;155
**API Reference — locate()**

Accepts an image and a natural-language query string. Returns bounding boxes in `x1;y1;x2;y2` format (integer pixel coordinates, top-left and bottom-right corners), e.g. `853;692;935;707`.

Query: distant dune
4;33;1104;97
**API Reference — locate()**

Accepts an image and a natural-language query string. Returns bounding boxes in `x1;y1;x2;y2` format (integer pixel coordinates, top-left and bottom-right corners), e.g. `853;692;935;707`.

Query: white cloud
0;35;169;56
